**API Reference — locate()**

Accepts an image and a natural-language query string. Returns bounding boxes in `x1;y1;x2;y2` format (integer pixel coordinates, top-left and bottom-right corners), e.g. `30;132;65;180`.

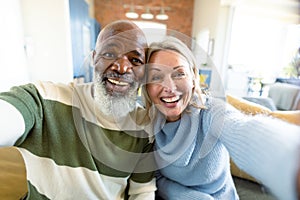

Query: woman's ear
192;79;196;90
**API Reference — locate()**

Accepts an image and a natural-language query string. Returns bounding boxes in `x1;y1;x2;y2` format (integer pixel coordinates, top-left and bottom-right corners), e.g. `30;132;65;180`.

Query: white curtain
0;0;30;92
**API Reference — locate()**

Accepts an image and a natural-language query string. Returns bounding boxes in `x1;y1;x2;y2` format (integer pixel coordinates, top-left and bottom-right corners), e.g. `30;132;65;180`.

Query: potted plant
283;47;300;78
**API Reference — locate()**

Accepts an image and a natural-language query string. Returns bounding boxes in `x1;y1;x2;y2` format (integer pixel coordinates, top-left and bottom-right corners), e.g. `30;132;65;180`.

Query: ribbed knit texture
154;98;238;200
154;97;300;200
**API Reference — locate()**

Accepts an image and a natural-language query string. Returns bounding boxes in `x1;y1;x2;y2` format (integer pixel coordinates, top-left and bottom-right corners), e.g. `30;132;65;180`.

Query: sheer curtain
226;0;300;96
0;0;30;92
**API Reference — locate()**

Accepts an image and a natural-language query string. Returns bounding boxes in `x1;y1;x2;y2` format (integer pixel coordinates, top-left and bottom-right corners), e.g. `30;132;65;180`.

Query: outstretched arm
218;105;300;200
0;99;24;146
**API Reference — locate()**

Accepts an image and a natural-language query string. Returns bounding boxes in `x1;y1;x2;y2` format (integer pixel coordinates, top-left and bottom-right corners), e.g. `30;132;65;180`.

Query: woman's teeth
162;96;180;103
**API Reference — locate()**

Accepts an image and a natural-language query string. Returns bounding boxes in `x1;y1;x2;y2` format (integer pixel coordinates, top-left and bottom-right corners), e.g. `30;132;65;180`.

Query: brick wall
94;0;194;37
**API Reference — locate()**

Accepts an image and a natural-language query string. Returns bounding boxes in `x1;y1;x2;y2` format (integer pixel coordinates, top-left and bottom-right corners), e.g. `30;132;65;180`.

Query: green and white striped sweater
0;81;156;200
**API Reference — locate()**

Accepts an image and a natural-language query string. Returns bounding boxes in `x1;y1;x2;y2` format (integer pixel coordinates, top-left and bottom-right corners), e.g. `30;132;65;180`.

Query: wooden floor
0;147;27;200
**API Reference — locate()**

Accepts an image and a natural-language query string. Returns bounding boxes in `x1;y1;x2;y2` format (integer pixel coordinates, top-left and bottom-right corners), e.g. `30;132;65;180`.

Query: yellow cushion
0;147;27;200
226;94;300;183
227;94;300;125
226;94;272;115
270;110;300;126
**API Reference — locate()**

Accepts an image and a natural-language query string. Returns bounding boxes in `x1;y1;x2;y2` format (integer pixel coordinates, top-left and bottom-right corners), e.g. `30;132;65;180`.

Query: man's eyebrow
129;49;144;57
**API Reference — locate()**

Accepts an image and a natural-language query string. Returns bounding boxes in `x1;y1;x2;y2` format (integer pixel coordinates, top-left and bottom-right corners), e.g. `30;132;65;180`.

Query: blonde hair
141;36;206;117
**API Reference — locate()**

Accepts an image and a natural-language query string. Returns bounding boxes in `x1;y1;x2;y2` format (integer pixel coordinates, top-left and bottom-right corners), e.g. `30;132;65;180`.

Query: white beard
93;78;138;118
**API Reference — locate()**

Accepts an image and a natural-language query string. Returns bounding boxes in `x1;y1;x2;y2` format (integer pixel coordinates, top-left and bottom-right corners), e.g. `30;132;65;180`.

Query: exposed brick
93;0;194;37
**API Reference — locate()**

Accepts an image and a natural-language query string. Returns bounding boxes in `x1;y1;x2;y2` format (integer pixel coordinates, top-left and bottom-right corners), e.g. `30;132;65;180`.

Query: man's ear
92;50;96;65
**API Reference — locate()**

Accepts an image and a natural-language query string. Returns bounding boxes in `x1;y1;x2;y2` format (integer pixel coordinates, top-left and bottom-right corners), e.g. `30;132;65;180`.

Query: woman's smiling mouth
161;96;181;103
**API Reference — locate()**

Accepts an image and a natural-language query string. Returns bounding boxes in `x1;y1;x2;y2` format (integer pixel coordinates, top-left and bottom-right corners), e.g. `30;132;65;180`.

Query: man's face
93;26;147;117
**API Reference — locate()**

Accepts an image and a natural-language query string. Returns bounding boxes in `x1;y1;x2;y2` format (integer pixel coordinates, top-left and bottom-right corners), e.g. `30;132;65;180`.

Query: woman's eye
149;75;162;82
173;72;186;79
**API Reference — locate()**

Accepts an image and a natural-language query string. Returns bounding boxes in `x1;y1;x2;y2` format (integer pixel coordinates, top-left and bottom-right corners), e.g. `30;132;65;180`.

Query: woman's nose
162;77;176;93
111;56;132;74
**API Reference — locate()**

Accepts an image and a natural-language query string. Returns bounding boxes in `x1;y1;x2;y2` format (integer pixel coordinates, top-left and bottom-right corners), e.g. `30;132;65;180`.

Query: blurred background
0;0;299;98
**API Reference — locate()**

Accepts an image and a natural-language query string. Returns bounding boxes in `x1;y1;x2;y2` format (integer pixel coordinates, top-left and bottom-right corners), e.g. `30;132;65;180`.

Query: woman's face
146;50;194;122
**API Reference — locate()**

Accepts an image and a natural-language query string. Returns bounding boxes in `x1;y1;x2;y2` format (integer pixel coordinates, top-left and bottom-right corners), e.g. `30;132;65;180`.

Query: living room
1;0;299;97
0;0;299;199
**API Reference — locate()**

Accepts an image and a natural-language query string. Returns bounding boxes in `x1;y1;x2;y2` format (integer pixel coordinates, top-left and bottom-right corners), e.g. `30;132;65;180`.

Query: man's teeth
162;96;180;103
108;79;129;86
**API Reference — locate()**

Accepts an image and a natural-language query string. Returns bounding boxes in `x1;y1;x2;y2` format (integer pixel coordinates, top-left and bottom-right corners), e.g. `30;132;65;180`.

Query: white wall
192;0;233;97
0;0;30;92
20;0;73;83
192;0;300;97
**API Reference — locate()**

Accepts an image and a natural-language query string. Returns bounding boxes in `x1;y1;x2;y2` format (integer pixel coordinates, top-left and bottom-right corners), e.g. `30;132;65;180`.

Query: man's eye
130;57;144;66
101;52;116;59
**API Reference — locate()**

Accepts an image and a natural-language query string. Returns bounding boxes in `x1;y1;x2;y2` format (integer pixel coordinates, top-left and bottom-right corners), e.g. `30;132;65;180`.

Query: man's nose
111;56;132;74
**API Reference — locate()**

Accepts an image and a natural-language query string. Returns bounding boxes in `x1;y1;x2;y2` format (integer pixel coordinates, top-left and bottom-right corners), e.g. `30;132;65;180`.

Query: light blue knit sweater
154;97;300;200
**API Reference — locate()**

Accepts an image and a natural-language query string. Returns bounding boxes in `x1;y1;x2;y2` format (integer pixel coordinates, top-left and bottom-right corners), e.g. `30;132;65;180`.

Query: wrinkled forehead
96;29;147;54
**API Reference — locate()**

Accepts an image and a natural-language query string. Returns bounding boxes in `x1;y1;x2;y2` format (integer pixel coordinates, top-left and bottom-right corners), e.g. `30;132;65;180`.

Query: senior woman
141;36;300;200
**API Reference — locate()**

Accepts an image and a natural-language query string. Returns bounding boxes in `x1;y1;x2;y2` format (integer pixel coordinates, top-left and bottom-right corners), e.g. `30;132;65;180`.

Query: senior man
0;20;156;199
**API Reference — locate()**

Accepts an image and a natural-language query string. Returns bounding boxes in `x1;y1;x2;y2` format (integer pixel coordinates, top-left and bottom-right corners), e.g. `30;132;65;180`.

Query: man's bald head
95;20;147;51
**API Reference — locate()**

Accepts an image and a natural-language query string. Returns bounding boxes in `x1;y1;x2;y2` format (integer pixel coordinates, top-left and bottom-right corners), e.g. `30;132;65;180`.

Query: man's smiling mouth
107;78;130;86
103;76;135;95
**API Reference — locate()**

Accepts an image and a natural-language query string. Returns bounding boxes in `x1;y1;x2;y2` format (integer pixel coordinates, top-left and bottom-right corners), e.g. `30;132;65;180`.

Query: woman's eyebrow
173;65;185;70
148;67;161;71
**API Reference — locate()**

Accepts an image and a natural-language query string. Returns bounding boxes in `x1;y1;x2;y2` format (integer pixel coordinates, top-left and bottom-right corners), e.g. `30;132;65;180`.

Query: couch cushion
0;147;27;200
268;82;300;110
227;94;272;115
242;97;277;111
227;94;300;125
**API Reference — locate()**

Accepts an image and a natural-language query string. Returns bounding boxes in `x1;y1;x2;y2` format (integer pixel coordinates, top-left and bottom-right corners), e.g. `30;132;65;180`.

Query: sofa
0;147;27;200
0;95;299;200
268;82;300;111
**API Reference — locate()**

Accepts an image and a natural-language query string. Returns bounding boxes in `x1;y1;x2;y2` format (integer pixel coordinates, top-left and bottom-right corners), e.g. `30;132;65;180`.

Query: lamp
124;4;171;20
125;6;139;19
156;7;168;20
141;7;154;19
